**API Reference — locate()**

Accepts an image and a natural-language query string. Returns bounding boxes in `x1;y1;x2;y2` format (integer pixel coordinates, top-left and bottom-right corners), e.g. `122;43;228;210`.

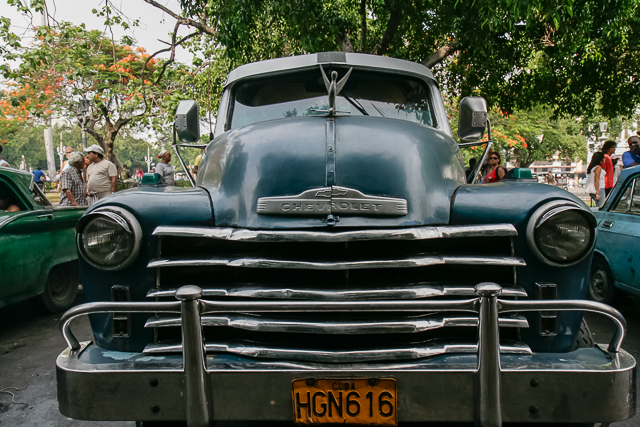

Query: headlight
78;207;142;270
527;201;596;266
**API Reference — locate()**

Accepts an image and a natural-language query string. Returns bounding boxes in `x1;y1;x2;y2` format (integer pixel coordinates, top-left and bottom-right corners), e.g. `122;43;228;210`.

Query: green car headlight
527;202;596;266
78;208;142;270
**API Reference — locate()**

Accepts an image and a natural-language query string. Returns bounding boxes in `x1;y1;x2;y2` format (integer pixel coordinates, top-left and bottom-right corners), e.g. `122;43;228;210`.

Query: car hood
197;116;465;228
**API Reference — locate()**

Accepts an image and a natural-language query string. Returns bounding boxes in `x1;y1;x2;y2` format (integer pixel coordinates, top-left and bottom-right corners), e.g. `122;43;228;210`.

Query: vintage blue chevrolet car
57;53;635;426
589;165;640;304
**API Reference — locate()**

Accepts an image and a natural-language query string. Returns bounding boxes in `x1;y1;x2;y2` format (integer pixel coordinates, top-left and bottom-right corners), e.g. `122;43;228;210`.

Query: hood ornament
257;186;407;216
313;66;353;117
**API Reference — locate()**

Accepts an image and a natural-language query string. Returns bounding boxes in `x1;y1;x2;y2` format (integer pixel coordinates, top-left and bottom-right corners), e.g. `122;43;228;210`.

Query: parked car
57;53;634;426
0;167;85;312
589;165;640;304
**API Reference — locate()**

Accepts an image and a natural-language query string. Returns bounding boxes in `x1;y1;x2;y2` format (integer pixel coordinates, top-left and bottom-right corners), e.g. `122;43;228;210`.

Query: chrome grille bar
152;224;518;242
146;283;528;299
142;340;533;363
144;313;529;333
148;255;526;270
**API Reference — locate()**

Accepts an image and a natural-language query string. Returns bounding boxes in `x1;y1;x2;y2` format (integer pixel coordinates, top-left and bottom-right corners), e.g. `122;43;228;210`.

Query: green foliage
0;16;191;165
449;100;587;168
173;0;640;120
2;124;51;171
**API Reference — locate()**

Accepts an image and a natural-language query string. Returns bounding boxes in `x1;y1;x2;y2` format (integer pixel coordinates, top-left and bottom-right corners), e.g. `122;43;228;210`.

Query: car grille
143;225;530;362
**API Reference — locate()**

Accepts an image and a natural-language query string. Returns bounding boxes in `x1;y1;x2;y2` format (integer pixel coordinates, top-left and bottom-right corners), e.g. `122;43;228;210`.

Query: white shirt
0;159;10;167
586;167;606;194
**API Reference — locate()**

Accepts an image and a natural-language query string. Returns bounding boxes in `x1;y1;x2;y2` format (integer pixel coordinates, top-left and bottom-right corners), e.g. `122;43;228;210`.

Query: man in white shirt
86;145;117;199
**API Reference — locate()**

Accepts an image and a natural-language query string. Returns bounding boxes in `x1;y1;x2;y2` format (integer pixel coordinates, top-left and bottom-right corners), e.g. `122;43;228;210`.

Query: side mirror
458;97;487;141
175;100;200;143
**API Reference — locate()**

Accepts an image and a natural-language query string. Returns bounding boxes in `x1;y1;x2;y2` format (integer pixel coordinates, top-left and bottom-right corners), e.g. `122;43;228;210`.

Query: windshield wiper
370;103;387;117
341;92;369;116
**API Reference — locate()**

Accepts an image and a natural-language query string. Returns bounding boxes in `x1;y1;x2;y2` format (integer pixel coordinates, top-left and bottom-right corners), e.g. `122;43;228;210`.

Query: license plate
292;378;397;425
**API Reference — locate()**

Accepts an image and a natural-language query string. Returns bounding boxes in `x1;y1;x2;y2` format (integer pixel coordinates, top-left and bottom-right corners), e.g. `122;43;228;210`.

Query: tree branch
359;0;366;53
372;1;402;55
142;0;217;36
83;119;105;148
422;42;458;68
337;33;354;53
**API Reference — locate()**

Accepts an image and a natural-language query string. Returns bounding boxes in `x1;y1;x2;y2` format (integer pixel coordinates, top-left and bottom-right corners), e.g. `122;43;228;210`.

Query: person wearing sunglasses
482;151;506;183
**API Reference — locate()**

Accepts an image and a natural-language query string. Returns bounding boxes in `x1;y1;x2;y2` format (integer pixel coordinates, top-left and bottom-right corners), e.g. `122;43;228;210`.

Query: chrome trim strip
152;224;517;242
144;313;529;332
146;283;529;299
148;255;526;270
142;340;532;363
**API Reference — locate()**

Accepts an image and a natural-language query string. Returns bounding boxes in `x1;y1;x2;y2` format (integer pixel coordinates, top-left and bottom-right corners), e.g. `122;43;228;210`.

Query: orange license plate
292;378;397;425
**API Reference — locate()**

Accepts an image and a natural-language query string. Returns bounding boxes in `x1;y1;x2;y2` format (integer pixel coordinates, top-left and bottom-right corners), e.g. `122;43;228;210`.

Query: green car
0;167;85;313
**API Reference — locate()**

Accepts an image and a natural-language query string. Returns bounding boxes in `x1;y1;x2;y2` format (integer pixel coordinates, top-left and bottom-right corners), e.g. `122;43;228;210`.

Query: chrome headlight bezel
526;200;596;267
77;207;142;271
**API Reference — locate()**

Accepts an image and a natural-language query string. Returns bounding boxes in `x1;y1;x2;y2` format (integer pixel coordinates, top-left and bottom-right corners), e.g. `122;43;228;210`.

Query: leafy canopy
171;0;640;119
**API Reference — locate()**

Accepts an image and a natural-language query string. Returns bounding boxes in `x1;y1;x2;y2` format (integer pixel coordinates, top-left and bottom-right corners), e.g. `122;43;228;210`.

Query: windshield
229;69;436;130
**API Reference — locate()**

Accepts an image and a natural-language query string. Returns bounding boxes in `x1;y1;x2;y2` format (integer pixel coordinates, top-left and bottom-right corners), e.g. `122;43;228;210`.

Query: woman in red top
601;140;616;197
482;151;506;183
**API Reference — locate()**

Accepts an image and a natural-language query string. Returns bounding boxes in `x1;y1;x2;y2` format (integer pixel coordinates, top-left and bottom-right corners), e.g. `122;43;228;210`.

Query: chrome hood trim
152;224;517;242
146;283;528;300
143;340;532;363
148;255;526;270
145;313;529;333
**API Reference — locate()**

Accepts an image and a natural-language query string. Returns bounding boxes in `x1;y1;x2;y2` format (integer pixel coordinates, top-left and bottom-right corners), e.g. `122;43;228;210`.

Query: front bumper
56;285;637;425
57;342;635;423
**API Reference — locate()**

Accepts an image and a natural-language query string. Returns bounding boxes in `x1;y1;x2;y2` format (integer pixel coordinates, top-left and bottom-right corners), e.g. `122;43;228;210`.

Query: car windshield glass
31;183;52;207
229;69;436;129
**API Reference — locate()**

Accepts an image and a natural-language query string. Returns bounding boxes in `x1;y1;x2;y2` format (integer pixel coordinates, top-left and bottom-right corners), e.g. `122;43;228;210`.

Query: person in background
0;187;20;212
155;150;176;186
61;146;75;171
59;151;87;207
585;152;606;207
33;167;47;190
193;149;204;177
601;140;616;197
622;135;640;168
134;164;144;183
612;155;622;185
54;170;61;192
545;171;556;185
465;157;477;181
482;151;506;183
120;164;132;180
0;145;10;168
86;144;117;199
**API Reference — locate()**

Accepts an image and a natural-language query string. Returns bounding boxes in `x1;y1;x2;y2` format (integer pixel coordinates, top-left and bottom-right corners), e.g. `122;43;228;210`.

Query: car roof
617;164;640;181
0;167;34;190
224;52;436;88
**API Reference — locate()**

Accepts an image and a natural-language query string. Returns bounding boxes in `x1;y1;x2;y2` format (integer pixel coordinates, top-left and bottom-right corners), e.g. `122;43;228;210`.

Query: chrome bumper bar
57;283;635;427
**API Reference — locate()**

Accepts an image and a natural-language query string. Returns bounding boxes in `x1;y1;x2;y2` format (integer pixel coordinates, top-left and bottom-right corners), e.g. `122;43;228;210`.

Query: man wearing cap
60;151;88;207
622;136;640;168
155;150;176;186
86;144;117;199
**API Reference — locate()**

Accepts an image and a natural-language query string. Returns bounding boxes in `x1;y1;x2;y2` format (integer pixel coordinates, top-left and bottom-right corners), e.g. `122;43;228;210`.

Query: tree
449;101;587;168
136;0;640;120
0;20;190;166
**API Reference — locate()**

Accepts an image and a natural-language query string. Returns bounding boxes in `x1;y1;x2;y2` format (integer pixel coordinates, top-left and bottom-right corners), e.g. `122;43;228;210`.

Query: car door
597;176;640;290
0;204;57;303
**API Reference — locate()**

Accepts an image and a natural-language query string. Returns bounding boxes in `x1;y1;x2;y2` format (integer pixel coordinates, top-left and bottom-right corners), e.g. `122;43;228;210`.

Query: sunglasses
489;157;499;160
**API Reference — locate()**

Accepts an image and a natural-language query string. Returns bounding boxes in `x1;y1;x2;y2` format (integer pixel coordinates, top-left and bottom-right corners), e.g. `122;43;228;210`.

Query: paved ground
1;290;639;426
